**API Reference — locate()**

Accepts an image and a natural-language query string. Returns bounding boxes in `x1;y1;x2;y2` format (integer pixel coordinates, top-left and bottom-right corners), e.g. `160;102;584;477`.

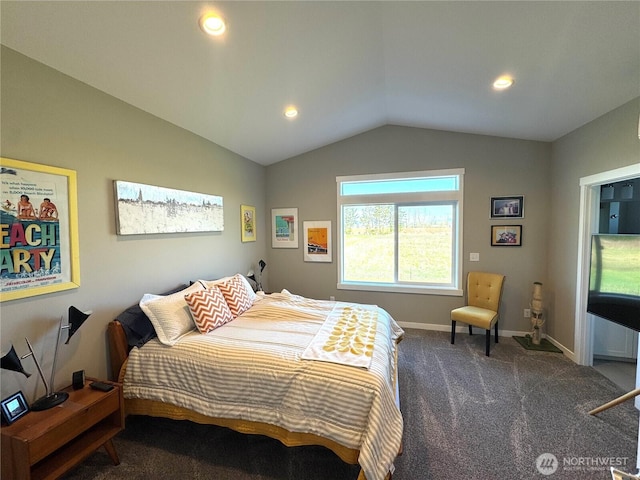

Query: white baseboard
398;322;576;363
544;335;576;362
399;321;531;338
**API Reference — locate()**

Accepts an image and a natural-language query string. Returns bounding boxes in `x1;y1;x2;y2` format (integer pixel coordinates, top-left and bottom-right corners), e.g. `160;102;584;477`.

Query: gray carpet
63;329;638;479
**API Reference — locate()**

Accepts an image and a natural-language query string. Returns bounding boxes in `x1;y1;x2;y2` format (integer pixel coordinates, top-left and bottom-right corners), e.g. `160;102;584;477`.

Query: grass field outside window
337;169;463;295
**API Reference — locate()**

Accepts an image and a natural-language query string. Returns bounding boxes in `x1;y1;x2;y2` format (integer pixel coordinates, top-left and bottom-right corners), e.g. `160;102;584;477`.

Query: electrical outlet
470;252;480;261
330;296;335;301
524;308;531;318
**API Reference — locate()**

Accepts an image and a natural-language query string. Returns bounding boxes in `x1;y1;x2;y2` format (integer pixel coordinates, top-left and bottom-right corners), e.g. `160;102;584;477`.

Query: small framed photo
272;208;299;248
490;195;524;218
1;391;30;425
303;221;332;262
240;205;256;242
491;225;522;246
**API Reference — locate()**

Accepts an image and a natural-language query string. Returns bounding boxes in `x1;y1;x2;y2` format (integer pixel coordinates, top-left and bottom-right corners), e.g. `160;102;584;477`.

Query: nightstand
1;378;124;480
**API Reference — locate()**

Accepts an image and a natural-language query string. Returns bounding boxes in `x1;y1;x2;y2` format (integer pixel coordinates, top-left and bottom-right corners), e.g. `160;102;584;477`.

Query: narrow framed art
114;180;223;235
271;208;298;248
0;158;81;302
303;221;332;262
490;195;524;219
241;205;256;242
491;225;523;246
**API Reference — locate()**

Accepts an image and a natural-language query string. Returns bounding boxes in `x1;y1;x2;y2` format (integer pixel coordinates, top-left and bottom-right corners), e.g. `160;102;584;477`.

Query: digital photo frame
1;391;30;425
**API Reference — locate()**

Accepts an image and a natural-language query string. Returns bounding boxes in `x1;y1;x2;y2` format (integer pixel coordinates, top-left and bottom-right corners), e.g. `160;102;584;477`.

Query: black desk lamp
1;345;31;378
0;306;90;411
247;259;266;292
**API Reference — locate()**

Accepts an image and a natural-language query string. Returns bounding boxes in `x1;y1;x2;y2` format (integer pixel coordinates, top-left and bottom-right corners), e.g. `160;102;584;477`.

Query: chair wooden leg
468;325;473;335
495;321;499;343
485;329;491;356
451;321;456;344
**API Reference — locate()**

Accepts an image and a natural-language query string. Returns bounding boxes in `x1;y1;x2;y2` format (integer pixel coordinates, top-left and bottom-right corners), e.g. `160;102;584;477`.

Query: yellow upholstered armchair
451;271;505;356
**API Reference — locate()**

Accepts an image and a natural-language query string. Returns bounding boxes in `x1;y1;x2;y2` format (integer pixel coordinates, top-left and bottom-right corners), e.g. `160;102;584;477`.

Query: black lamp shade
1;345;31;377
65;306;90;344
1;305;91;412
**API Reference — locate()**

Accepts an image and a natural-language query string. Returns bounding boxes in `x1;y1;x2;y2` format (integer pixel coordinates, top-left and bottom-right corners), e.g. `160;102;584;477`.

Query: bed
107;277;404;480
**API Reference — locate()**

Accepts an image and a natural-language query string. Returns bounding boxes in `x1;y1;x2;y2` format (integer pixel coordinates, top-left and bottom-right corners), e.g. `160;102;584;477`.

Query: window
337;168;464;296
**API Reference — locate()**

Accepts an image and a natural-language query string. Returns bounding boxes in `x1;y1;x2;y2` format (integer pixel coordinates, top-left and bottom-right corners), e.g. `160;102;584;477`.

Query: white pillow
139;282;205;345
197;276;232;289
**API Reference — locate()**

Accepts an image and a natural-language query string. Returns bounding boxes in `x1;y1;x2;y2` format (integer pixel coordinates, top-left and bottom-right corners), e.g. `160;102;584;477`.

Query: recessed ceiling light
199;13;226;36
284;106;298;119
493;75;514;90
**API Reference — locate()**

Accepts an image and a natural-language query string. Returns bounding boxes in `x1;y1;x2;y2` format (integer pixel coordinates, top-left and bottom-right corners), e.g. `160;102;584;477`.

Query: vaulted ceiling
2;1;638;165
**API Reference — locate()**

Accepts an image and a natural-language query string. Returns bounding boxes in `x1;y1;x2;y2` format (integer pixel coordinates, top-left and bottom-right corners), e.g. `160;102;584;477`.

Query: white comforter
124;291;404;480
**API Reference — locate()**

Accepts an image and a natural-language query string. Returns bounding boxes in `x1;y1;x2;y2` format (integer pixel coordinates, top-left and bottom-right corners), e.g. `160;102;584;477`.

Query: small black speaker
72;370;85;390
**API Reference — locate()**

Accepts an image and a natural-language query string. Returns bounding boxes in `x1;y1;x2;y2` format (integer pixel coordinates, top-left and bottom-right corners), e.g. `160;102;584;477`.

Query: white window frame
336;168;464;296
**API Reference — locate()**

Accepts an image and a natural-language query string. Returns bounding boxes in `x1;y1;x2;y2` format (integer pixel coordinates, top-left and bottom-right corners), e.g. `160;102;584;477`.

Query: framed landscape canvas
114;181;223;235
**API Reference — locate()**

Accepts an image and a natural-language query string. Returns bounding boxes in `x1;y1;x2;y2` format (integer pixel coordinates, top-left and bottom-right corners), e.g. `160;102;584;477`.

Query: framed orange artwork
303;221;331;262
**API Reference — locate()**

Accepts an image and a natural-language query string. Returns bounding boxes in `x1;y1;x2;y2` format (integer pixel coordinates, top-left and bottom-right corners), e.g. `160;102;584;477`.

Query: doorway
574;165;640;394
592;178;639;390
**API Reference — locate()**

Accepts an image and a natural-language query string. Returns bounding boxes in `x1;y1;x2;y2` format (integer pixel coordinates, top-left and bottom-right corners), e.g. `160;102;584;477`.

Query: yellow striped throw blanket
302;303;378;369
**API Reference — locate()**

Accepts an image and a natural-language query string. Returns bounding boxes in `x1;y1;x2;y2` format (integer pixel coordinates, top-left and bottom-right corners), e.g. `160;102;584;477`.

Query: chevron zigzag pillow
185;286;234;333
218;274;255;317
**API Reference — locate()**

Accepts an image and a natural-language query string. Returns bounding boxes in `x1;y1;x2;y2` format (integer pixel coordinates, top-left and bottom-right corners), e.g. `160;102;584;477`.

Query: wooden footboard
123;396;361;463
106;320;394;480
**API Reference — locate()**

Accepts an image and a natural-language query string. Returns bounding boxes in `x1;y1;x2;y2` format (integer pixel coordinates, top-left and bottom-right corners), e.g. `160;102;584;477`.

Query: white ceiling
1;1;639;166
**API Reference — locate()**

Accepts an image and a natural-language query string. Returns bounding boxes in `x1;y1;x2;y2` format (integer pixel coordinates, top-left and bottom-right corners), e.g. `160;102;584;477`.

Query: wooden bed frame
107;320;398;480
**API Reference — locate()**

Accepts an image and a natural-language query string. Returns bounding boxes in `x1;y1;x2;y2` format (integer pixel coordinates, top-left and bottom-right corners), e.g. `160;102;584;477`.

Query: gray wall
0;47;267;401
266;125;551;334
2;44;636;405
547;98;640;350
265;99;639;353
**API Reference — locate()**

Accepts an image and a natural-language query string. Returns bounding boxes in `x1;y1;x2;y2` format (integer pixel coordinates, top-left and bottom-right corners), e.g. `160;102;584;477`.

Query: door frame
574;163;640;366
